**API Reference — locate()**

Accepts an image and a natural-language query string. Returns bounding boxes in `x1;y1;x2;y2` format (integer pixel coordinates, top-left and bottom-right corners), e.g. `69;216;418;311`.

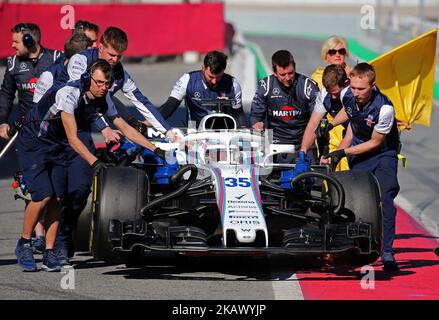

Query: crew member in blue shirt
323;63;401;271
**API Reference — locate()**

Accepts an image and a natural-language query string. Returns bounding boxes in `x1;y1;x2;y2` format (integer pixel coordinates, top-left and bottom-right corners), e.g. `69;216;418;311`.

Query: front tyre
91;166;148;263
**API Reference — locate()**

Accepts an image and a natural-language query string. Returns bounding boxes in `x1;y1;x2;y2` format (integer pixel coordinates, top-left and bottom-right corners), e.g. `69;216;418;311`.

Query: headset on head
19;24;36;51
75;21;89;32
80;60;114;91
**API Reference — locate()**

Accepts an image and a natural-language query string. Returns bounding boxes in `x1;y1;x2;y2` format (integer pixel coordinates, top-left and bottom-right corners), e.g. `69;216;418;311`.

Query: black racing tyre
73;193;93;252
329;170;383;265
91;166;148;263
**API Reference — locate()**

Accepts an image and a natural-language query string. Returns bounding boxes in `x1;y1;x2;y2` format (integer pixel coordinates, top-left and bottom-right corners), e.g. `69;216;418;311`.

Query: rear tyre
330;170;382;265
91;166;148;263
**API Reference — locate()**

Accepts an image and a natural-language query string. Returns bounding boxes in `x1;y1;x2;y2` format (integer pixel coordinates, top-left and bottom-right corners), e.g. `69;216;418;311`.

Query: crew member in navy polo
250;50;319;164
14;60;166;271
323;63;401;272
300;64;350;171
33;32;116;262
60;26;176;141
159;50;247;128
0;23;62;140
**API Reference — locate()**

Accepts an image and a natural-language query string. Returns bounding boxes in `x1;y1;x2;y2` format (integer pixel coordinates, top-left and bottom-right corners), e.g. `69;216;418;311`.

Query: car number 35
224;177;251;187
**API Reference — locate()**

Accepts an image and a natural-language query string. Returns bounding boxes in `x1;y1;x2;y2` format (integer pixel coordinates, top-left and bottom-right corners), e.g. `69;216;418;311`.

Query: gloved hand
295;151;310;174
92;159;113;174
279;169;296;190
323;149;346;170
127;116;148;135
279;151;311;190
315;119;333;139
153;148;167;160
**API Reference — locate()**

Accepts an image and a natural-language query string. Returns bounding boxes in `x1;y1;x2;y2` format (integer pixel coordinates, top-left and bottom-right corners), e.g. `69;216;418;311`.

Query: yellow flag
370;29;437;129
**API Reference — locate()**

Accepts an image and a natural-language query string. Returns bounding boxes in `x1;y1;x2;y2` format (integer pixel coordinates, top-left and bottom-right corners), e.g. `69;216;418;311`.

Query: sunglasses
327;48;347;56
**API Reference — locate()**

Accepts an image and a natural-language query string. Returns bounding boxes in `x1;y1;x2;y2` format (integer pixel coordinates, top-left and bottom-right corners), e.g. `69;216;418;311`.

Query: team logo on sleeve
194;92;201;99
272;105;301;121
305;81;313;98
365;115;376;127
259;79;267;91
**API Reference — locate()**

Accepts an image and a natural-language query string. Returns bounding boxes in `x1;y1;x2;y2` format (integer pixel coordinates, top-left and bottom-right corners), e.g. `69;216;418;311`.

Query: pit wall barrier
0;2;225;58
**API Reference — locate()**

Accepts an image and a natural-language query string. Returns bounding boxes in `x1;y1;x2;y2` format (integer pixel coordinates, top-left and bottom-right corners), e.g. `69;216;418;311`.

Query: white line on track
271;273;304;300
395;194;439;238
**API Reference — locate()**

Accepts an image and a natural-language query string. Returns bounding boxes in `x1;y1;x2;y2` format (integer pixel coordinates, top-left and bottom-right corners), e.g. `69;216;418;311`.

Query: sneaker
382;251;399;272
55;245;70;266
32;236;45;254
41;249;62;272
15;239;37;272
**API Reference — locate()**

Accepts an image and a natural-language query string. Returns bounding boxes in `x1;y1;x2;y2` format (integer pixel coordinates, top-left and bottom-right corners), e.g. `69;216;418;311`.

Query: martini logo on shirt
272;105;301;121
17;77;39;93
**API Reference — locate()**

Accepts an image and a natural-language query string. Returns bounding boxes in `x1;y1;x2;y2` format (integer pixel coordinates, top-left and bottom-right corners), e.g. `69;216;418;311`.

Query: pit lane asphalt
0;35;438;300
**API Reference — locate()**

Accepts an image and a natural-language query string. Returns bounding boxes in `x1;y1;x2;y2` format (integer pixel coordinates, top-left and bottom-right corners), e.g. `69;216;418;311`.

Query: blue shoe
382;251;399;272
15;239;37;272
41;250;62;272
32;236;45;254
55;245;70;266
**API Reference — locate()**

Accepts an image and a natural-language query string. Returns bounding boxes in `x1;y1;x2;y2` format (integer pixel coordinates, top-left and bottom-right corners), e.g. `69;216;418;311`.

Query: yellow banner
370;29;437;129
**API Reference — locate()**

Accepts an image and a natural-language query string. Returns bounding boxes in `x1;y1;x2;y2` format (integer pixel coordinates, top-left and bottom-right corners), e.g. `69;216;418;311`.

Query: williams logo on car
272;105;301;121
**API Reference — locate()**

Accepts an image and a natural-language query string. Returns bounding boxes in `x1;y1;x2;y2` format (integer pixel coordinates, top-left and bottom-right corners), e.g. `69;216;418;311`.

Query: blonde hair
321;36;349;61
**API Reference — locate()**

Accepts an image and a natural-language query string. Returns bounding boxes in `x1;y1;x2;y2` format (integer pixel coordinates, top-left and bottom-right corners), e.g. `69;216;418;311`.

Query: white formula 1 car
76;99;383;265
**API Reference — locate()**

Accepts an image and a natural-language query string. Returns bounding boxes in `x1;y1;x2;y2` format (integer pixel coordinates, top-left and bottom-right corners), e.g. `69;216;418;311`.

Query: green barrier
246;42;268;81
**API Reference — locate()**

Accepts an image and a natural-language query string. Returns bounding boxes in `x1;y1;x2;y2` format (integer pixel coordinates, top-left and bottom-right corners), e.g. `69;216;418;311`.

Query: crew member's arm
56;85;98;164
323;104;394;164
33;71;54;103
331;107;349;127
112;116;157;151
250;78;269;131
320;123;352;165
159;97;181;119
93;116;121;144
230;78;248;128
104;93;157;152
300;89;327;154
0;61;17;139
62;112;98;165
345;126;386;155
121;67;172;134
337;123;353;150
159;73;190;120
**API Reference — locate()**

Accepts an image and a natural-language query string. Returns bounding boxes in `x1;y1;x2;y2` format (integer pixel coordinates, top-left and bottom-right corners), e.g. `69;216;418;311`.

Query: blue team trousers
56;132;95;247
351;153;400;253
